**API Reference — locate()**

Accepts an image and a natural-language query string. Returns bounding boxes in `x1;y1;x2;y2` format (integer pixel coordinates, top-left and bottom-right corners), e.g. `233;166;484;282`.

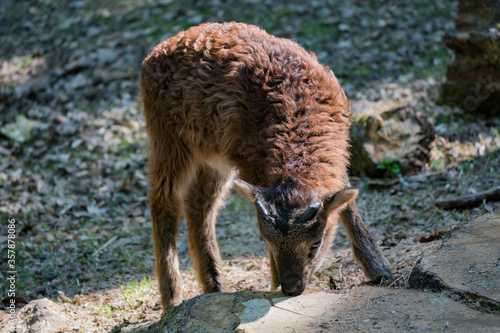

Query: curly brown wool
141;22;392;312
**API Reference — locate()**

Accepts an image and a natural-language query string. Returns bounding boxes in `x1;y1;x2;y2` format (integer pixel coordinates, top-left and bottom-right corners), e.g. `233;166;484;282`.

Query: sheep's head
235;178;358;296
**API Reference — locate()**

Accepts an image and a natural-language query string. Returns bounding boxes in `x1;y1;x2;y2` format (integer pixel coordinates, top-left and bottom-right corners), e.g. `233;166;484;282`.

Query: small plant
430;159;445;172
492;126;499;138
430;146;446;172
119;277;155;310
459;161;473;173
376;157;401;176
424;285;436;292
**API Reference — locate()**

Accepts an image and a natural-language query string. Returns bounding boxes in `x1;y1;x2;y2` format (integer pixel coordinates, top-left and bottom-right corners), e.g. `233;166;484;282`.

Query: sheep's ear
324;188;358;216
233;179;266;202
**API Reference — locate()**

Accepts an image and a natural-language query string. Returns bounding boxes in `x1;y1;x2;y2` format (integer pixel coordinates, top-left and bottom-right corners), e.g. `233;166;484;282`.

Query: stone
159;291;282;333
236;298;273;326
14;298;70;333
409;214;500;308
121;286;500;332
236;287;500;332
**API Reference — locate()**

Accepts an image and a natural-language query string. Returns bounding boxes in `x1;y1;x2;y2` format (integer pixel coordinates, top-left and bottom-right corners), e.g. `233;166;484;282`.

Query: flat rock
160;290;282;333
11;298;70;333
121;287;500;332
409;214;500;306
235;287;499;332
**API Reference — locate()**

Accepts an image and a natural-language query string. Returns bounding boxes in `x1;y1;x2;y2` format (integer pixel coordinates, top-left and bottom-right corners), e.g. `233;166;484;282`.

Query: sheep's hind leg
150;182;185;312
148;140;198;313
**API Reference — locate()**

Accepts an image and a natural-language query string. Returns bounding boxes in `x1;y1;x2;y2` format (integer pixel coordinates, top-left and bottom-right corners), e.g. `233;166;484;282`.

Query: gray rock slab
122;287;499;332
236;287;499;332
157;290;283;333
409;213;500;306
11;298;69;333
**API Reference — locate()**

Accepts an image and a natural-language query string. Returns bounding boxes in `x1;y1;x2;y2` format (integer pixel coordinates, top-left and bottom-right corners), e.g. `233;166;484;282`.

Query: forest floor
1;0;500;332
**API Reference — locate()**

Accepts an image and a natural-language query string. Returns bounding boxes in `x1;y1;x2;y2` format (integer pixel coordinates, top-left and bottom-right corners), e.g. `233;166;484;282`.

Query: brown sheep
141;22;392;312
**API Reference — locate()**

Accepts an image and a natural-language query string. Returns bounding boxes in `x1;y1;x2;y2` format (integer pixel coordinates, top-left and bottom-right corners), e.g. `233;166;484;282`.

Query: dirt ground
1;0;500;332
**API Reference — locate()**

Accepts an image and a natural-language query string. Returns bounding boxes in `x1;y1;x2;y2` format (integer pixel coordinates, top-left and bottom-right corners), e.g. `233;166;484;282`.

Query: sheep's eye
310;240;322;251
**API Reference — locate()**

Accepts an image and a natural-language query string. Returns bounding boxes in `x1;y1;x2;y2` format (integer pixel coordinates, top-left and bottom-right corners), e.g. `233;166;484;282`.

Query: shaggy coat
141;22;392;312
142;22;350;194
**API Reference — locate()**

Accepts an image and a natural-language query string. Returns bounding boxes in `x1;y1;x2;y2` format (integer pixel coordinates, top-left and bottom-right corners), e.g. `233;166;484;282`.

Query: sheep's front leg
340;201;393;282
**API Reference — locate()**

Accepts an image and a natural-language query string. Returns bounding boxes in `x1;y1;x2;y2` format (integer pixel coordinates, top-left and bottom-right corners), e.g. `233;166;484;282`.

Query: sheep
141;22;393;312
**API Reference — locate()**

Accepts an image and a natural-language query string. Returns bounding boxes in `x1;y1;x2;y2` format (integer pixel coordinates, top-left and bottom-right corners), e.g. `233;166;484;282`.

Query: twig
92;235;118;257
435;187;500;210
272;305;319;319
388;276;403;288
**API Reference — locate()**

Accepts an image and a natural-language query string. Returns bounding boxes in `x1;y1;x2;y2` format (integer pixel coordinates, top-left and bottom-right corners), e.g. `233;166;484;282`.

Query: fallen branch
435;188;500;210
